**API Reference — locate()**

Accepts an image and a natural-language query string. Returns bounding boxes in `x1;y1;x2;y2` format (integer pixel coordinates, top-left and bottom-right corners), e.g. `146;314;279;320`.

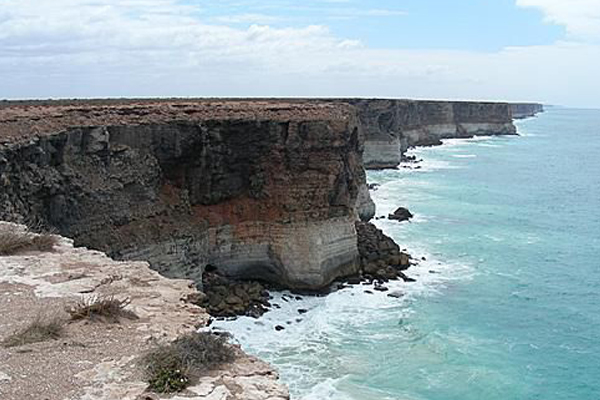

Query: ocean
214;107;600;400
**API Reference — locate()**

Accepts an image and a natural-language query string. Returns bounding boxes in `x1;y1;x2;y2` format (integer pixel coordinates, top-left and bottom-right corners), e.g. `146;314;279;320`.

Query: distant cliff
345;100;541;169
511;103;544;119
0;100;371;291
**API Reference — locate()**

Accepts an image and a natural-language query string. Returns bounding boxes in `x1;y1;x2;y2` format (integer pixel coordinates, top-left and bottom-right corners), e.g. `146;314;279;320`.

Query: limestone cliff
511;103;544;119
345;99;521;169
0;100;369;291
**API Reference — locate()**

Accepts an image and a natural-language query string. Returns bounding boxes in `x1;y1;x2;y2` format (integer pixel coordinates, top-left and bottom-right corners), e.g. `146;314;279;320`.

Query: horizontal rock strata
344;99;541;169
510;103;544;119
0;100;371;291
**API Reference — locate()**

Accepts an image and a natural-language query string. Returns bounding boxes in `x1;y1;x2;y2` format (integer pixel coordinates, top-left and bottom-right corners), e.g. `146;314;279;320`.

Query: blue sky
198;0;564;51
1;0;599;107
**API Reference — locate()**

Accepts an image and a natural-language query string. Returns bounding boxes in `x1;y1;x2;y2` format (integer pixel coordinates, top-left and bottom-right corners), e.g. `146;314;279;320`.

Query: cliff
346;99;523;169
510;103;544;119
0;100;371;291
0;222;289;400
0;97;543;398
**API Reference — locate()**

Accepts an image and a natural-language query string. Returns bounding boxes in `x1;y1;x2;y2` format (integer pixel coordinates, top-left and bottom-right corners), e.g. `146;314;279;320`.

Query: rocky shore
195;220;415;319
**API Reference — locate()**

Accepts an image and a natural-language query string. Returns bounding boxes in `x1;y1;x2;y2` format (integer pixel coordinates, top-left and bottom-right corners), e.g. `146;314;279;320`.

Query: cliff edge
0;100;371;291
510;103;544;119
0;222;289;400
346;99;541;169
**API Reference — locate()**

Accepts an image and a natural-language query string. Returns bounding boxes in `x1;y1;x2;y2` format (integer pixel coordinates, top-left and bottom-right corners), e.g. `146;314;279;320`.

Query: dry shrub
2;316;64;347
66;295;138;323
0;228;58;256
142;332;236;393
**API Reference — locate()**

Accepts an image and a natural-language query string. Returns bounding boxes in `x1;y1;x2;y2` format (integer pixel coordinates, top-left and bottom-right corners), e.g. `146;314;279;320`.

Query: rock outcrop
388;207;414;222
345;99;522;169
0;222;289;400
355;222;412;282
510;103;544;119
0;100;369;291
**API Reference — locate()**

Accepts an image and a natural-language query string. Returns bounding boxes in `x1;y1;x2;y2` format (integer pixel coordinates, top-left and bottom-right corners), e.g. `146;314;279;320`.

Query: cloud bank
0;0;599;107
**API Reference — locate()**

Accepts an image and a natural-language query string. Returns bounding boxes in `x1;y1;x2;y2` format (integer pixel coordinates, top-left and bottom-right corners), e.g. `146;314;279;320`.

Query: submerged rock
387;290;404;298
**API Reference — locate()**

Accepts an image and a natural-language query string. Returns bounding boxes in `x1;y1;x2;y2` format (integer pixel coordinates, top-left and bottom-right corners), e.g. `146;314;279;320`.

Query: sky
1;0;599;107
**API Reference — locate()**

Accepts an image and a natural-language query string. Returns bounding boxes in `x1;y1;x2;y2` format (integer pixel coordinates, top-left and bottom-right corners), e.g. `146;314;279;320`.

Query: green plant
2;316;64;347
66;295;138;323
142;332;236;393
146;354;190;393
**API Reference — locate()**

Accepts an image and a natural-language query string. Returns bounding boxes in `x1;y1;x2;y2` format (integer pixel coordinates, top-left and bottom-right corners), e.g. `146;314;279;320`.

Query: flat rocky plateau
0;99;353;144
0;223;289;400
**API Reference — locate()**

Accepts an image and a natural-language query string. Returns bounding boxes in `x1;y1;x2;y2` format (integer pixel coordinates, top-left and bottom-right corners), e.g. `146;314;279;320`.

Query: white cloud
213;14;283;25
0;0;598;107
516;0;600;41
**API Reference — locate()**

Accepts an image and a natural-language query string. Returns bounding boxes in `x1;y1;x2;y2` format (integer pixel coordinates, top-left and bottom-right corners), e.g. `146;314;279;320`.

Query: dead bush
2;316;64;347
0;228;58;256
142;332;236;393
66;295;138;323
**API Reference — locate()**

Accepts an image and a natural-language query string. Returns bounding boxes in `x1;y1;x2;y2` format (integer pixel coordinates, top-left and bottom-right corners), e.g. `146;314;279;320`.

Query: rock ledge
0;222;289;400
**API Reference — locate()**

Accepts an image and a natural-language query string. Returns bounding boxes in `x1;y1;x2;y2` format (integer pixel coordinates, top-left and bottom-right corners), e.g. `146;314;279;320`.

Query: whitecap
452;154;477;158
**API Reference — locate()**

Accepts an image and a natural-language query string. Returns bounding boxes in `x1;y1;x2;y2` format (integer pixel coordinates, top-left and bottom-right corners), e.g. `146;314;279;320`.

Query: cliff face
0;101;369;291
346;99;520;169
511;103;544;119
0;98;542;290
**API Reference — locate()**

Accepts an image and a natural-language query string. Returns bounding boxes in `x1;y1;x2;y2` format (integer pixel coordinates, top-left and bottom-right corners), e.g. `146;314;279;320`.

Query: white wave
483;234;505;242
211;243;475;398
210;134;494;399
300;378;351;400
403;158;462;172
451;154;477;158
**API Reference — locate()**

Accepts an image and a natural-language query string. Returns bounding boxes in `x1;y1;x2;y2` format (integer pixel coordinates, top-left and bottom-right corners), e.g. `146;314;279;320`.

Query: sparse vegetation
0;228;58;256
2;316;64;347
66;295;138;323
142;332;236;393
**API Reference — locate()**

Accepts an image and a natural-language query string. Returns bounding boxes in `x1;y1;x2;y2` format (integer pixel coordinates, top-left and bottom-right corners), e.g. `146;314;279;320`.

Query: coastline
0;99;542;399
213;111;546;398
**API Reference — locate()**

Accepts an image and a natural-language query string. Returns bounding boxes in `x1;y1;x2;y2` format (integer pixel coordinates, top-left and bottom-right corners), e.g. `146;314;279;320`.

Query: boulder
200;271;271;318
388;207;414;222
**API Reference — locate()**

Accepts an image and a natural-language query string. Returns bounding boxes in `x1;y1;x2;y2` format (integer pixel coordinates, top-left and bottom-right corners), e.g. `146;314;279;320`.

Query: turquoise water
215;107;600;400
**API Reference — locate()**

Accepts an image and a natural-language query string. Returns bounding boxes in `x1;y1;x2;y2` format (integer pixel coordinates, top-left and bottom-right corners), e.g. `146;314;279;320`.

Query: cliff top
0;99;354;144
0;98;543;144
0;222;289;400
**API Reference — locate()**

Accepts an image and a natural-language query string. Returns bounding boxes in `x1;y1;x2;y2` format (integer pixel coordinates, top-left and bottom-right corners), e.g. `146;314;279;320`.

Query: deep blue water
216;107;600;400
